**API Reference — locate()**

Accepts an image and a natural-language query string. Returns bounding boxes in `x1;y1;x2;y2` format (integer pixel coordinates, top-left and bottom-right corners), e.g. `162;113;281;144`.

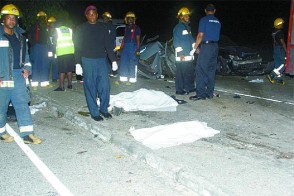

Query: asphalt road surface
0;109;197;196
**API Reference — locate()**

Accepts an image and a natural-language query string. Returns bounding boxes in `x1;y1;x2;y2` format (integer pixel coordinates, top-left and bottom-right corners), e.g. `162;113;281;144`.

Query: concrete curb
34;94;230;196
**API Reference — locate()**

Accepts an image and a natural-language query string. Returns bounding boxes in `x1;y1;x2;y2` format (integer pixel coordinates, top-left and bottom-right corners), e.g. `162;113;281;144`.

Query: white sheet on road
130;121;220;150
109;88;178;112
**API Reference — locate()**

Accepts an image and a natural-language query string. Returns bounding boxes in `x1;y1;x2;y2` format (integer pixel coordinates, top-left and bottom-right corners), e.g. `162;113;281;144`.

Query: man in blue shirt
190;4;221;100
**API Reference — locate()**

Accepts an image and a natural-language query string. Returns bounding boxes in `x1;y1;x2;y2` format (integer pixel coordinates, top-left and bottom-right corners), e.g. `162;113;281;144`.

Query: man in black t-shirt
74;5;118;121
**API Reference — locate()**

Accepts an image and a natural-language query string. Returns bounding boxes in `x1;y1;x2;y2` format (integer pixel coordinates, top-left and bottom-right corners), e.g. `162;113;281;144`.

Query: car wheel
217;56;230;75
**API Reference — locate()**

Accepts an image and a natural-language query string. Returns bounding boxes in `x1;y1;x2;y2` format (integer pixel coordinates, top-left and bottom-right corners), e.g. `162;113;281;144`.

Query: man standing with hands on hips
189;4;221;101
74;5;118;121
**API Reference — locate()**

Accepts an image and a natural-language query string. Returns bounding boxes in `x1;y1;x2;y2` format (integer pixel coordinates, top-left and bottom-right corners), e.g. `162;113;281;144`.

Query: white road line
215;88;294;105
5;123;74;196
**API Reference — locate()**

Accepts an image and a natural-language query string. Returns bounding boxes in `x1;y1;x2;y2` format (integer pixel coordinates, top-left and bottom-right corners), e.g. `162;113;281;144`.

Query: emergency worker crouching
0;4;42;144
267;18;287;85
173;7;196;95
116;11;141;85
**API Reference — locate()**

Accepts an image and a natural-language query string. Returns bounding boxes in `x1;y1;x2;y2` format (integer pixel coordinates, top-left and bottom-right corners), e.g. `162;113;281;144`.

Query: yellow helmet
125;11;136;19
48;16;56;23
274;18;284;29
177;7;191;18
37;11;47;17
103;11;112;19
1;4;20;17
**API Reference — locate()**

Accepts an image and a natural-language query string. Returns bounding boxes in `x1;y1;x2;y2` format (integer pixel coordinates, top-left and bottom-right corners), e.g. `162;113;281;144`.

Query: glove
75;64;83;76
189;49;196;56
48;51;53;57
112;61;118;71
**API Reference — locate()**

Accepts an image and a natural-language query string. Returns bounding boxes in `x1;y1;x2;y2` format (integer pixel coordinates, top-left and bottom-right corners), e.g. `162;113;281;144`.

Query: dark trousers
31;43;50;83
81;57;110;117
195;43;218;98
175;61;195;93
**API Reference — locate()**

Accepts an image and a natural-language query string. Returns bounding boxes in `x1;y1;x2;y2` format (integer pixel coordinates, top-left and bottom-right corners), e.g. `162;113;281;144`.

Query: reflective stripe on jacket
55;26;74;56
0;25;31;81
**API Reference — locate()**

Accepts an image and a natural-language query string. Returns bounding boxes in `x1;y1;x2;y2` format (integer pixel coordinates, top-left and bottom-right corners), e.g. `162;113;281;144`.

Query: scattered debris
170;95;187;104
249;78;264;83
233;94;241;98
78;111;90;116
77;151;87;154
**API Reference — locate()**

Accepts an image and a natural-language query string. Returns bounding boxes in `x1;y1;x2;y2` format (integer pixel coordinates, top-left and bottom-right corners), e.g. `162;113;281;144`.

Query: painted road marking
5;123;74;196
216;88;294;105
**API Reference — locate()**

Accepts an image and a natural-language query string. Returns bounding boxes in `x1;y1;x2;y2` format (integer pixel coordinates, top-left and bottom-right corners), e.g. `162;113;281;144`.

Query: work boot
100;111;112;119
23;134;42;144
267;74;275;84
275;80;285;85
0;134;14;143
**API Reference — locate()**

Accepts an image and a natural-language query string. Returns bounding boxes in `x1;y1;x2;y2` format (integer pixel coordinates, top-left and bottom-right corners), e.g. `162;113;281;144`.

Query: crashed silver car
137;35;268;79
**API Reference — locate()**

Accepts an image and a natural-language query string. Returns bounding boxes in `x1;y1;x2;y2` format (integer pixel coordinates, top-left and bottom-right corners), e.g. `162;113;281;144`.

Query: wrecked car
137;35;269;79
216;35;265;76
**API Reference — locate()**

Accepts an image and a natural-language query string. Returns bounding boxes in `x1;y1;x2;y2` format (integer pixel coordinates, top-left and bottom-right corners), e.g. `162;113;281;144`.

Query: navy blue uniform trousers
195;43;218;98
175;61;195;93
81;57;110;118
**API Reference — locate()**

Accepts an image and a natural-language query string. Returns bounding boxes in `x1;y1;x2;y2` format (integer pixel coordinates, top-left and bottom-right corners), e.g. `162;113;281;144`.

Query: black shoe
54;87;65;91
100;111;112;119
67;85;72;89
176;91;189;95
189;95;206;101
52;79;58;82
92;115;104;121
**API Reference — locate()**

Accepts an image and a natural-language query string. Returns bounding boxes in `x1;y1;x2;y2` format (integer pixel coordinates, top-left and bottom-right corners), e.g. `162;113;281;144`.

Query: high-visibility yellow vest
55;26;74;56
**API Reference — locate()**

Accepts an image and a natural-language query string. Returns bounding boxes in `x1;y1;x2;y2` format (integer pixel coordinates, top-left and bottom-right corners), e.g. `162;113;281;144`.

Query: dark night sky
66;0;290;59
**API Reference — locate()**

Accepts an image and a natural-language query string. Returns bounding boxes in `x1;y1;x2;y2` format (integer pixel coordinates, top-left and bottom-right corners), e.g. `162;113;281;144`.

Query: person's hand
180;55;185;61
0;80;2;87
22;69;30;79
136;51;140;56
75;64;83;76
48;51;53;57
195;48;200;54
112;61;118;71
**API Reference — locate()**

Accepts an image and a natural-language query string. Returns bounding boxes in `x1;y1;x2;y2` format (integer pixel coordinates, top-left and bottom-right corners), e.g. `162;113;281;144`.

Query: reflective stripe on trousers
0;69;33;137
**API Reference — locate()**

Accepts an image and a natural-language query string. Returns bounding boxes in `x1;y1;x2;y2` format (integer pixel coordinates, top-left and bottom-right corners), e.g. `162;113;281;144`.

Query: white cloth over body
130;121;220;150
109;88;178;112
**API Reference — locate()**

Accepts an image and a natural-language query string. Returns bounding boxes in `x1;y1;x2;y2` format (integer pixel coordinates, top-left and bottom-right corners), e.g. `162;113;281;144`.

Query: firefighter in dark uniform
117;11;141;85
189;4;221;100
173;7;195;95
267;18;287;85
